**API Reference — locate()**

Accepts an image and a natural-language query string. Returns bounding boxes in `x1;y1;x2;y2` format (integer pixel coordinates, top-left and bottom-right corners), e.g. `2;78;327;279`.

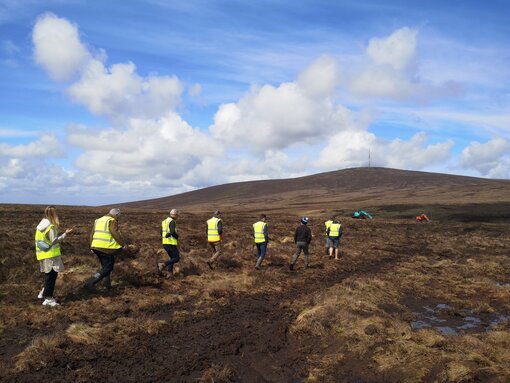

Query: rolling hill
121;167;510;214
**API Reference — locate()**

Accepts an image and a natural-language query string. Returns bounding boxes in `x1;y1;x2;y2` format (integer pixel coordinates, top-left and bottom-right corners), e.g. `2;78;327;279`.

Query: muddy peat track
8;241;414;383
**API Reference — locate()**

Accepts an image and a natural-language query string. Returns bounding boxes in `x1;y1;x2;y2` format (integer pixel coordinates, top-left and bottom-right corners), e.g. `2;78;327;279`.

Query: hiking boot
163;270;173;279
157;262;166;275
103;276;112;290
84;273;102;292
206;261;214;270
42;297;60;307
289;263;294;271
38;288;44;299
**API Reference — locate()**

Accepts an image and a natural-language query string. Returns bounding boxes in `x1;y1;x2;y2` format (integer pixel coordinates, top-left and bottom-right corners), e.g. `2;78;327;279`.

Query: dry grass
1;200;510;382
15;334;65;372
65;323;101;345
108;316;167;338
198;364;237;383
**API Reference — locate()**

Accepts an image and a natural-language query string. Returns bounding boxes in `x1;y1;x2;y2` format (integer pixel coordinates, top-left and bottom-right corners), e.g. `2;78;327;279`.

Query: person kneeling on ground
290;216;312;271
158;209;180;278
85;208;126;291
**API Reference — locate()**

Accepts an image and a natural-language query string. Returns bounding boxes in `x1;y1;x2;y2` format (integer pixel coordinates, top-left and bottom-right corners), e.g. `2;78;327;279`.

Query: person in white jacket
34;206;72;306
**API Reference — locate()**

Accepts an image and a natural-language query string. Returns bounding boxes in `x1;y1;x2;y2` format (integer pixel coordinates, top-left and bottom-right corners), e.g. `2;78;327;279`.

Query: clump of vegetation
198;364;237;383
15;334;66;372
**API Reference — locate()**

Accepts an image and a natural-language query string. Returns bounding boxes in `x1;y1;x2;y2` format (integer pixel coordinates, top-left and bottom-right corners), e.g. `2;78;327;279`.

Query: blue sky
1;0;509;205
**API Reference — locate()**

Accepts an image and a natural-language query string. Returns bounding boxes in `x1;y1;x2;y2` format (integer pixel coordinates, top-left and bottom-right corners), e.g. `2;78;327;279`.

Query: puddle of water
410;320;431;330
496;282;510;287
436;326;457;335
488;315;510;329
457;316;481;330
409;302;509;335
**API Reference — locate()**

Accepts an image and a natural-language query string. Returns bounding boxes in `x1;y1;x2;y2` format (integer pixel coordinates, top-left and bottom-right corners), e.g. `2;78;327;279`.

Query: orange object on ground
416;214;430;222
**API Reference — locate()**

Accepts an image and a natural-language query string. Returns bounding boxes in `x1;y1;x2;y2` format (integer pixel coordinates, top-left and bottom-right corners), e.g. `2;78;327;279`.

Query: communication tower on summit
368;149;371;168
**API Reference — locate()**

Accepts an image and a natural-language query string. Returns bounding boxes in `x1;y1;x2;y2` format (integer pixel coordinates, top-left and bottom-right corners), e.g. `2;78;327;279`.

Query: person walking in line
158;209;180;278
324;216;334;255
206;211;223;270
35;206;73;306
85;208;126;291
253;214;269;270
327;218;343;260
290;217;312;271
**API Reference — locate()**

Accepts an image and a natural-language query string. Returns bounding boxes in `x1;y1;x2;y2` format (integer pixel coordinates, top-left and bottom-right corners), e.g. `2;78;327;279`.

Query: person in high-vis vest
85;208;126;291
35;206;73;306
206;211;223;270
326;218;343;260
157;209;180;278
324;216;334;255
253;214;269;270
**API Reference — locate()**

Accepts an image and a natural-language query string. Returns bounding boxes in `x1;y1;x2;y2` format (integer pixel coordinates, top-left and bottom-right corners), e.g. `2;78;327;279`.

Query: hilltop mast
368;149;371;168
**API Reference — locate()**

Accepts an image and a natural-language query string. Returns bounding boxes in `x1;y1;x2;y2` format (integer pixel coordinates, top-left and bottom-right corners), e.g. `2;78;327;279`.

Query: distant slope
120;167;510;212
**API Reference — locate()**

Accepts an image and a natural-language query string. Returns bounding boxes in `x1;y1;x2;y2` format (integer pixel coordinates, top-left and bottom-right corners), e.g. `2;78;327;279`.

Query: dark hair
260;214;266;220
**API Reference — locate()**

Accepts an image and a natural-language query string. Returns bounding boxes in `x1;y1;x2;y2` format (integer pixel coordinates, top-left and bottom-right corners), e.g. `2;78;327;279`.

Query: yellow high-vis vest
162;217;178;245
207;217;221;242
253;221;267;243
325;220;333;233
329;223;341;237
91;216;122;250
35;224;61;261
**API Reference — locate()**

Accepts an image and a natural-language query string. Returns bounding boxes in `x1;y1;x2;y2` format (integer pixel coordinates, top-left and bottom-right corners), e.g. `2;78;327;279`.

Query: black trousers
43;269;58;297
163;245;180;272
93;249;116;280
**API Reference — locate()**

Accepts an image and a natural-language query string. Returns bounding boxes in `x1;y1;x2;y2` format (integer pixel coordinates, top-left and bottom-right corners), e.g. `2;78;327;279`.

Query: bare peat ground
1;203;510;382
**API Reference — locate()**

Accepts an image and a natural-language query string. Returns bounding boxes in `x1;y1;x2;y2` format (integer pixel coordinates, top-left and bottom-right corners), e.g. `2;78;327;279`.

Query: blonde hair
44;206;60;227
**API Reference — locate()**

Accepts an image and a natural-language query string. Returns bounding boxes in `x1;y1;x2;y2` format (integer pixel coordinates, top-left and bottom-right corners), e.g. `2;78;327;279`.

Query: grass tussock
15;334;65;372
110;317;167;338
198;364;237;383
446;362;473;382
65;323;101;345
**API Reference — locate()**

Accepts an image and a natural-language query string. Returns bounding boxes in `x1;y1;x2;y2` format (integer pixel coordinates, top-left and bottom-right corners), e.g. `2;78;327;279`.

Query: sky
1;0;509;205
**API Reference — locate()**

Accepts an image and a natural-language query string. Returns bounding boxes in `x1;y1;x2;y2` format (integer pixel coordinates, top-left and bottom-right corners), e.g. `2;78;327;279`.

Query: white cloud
350;66;415;99
367;27;417;71
386;133;453;169
211;56;350;153
0;134;63;158
68;61;183;119
32;13;91;81
68;112;221;181
32;13;183;119
314;129;377;169
315;131;453;171
350;27;461;101
0;158;24;177
0;128;39;138
460;138;510;177
297;55;340;98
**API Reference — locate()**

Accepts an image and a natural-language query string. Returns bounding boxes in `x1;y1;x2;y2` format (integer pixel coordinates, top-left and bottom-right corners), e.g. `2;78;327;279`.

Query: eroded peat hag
1;203;510;382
